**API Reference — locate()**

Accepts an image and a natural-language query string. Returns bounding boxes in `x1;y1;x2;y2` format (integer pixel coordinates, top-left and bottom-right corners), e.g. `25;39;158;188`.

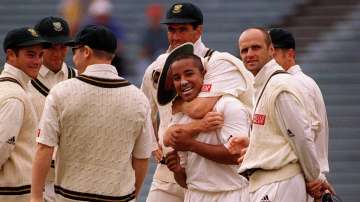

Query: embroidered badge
172;4;183;13
28;28;39;37
151;70;161;88
52;22;63;32
253;114;266;125
201;84;212;92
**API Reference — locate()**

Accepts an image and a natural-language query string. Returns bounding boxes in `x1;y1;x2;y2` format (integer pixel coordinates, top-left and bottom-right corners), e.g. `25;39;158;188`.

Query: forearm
173;168;187;188
182;97;220;119
177;121;203;136
31;144;54;201
190;141;240;164
132;158;149;197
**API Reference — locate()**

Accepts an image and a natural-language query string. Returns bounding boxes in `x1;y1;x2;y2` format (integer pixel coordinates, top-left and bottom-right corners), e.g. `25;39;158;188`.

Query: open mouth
181;85;193;96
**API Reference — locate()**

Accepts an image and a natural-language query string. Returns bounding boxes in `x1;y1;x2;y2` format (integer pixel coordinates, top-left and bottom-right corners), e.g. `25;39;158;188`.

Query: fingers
237;155;244;164
227;137;249;154
306;179;323;198
240;148;247;156
204;112;224;129
165;151;180;172
322;181;336;195
152;149;163;162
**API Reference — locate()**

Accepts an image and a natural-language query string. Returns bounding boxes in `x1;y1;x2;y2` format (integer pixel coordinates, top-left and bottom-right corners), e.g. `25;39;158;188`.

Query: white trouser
44;181;55;202
250;174;306;202
184;186;249;202
146;179;185;202
44;167;55;202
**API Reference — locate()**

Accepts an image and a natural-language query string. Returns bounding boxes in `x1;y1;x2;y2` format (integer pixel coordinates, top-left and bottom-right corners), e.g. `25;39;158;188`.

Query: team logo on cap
28;28;39;37
52;22;63;32
172;4;183;13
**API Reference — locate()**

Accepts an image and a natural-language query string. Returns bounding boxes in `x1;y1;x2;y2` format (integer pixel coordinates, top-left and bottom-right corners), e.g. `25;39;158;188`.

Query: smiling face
238;28;274;75
170;56;205;102
7;45;44;79
42;43;68;73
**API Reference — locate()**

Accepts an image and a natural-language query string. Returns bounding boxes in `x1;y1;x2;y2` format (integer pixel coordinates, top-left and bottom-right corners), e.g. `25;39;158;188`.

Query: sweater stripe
76;75;131;88
0;77;22;88
54;186;135;202
31;79;49;97
67;67;76;79
0;185;31;195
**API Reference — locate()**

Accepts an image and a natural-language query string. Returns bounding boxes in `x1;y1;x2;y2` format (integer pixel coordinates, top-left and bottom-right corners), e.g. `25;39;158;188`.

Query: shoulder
144;53;168;75
142;53;168;92
215;95;247;113
208;51;241;64
0;81;26;98
49;78;79;96
268;73;302;97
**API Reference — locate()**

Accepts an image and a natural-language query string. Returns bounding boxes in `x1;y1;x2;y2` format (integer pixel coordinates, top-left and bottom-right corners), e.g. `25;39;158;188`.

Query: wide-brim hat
157;42;194;105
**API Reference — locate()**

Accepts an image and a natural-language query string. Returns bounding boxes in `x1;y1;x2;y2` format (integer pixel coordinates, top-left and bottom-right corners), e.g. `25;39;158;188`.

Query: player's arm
165;150;187;188
132;105;154;196
163;111;224;147
132;158;149;197
174;96;220;119
31;93;60;202
31;144;54;202
275;92;320;181
189;141;241;164
141;65;162;161
0;98;24;166
189;100;250;165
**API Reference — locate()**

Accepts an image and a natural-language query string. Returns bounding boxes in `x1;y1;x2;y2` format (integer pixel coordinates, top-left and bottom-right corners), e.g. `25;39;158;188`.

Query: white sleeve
132;106;154;159
216;97;250;147
275;92;320;181
0;98;24;166
198;58;246;98
141;63;159;124
36;93;60;147
178;151;187;168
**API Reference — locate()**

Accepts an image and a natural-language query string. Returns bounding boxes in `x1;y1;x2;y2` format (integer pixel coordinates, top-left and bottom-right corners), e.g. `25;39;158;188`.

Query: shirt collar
254;59;283;89
2;63;32;87
38;63;68;78
82;64;119;79
193;37;208;57
287;64;301;75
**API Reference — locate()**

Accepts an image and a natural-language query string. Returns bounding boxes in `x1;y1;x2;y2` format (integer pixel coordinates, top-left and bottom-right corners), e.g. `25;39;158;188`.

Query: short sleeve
215;96;250;144
199;59;246;98
132;106;155;159
36;93;60;147
141;62;160;123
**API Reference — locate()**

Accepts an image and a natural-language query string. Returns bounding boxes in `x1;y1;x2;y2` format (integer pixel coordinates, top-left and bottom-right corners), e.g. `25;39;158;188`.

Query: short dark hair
170;53;204;72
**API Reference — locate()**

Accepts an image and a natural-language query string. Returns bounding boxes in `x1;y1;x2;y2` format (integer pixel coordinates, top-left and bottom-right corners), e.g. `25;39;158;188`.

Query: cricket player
142;3;253;201
237;27;321;202
269;28;334;201
160;43;250;202
0;27;50;202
